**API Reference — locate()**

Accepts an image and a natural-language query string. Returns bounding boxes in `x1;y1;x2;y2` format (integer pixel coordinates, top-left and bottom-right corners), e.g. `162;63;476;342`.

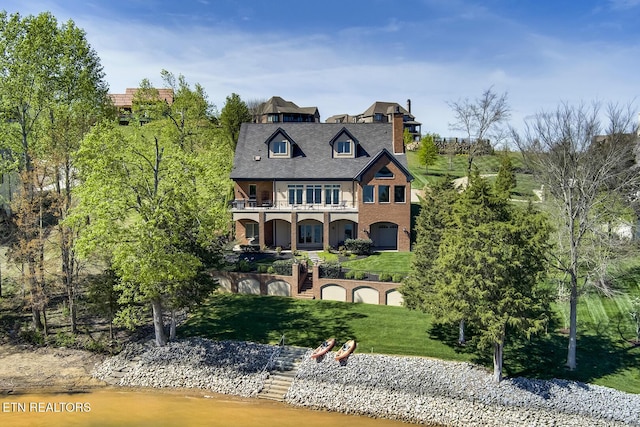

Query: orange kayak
310;337;336;359
335;339;356;361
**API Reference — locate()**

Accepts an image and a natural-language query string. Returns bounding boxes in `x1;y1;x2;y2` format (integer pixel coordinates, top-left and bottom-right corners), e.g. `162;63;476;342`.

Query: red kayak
310;337;336;359
335;339;356;361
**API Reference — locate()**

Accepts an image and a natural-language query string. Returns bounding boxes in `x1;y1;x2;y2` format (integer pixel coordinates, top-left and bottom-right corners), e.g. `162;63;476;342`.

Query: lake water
0;388;412;426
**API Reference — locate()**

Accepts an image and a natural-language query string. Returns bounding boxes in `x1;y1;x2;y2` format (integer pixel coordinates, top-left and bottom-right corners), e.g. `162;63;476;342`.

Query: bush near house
319;260;341;278
271;259;294;276
344;238;373;255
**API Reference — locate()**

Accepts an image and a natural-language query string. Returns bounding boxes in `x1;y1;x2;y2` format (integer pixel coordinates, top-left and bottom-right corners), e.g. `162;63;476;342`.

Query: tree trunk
493;341;504;382
169;309;176;341
566;272;578;370
151;298;167;346
31;305;43;331
458;319;466;345
42;306;48;338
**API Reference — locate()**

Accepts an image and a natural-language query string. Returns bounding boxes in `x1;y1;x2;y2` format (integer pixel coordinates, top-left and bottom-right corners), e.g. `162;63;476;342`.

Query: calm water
0;388;411;427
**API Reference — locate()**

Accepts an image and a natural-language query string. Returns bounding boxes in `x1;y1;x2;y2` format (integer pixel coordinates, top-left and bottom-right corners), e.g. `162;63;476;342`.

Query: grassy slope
180;292;640;393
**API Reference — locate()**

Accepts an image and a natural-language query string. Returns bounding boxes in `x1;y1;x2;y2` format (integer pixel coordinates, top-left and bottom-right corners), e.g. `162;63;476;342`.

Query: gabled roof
328;127;358;146
231;123;409;181
360;101;419;124
353;148;414;182
257;96;319;116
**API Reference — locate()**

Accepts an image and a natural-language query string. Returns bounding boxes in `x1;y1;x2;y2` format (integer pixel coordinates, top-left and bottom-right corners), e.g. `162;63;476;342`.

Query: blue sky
3;0;639;135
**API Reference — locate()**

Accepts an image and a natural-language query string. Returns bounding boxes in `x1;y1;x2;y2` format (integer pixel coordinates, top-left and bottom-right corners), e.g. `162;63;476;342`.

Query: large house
230;109;413;251
326;100;421;141
108;88;174;125
252;96;320;123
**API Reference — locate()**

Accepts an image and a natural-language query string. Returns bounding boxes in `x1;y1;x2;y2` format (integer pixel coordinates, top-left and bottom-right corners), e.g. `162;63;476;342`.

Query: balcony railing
231;199;357;211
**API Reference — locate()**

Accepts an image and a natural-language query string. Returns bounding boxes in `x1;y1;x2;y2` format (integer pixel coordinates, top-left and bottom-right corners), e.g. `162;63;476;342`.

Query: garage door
373;223;398;249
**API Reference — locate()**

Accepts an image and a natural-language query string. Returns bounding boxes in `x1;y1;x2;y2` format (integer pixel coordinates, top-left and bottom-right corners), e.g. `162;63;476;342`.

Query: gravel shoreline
93;338;640;426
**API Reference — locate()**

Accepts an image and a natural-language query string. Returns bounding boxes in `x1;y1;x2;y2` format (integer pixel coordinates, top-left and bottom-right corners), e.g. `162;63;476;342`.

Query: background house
326;100;422;142
108;88;174;125
252;96;320;123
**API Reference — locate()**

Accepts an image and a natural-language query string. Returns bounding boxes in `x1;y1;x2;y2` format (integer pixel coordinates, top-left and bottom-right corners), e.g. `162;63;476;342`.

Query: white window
272;140;288;156
306;185;322;204
363;185;374;203
324;184;340;205
336;141;351;154
288;185;303;205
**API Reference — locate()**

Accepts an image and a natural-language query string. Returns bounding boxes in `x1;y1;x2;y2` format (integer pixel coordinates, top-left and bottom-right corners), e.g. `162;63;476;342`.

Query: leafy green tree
403;128;413;146
0;11;109;332
494;152;517;197
73;74;233;346
219;93;251;148
417;134;439;173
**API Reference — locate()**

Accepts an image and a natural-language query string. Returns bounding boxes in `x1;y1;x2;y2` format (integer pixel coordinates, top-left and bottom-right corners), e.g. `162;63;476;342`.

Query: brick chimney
392;106;405;154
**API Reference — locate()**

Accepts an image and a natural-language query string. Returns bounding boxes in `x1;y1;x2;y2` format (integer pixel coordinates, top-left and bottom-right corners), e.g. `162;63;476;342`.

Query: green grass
341;251;413;275
180;291;640;393
407;151;540;202
179;293;470;361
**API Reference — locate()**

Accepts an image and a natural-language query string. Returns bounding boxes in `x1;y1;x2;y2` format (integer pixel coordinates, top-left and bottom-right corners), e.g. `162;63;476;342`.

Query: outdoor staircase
296;273;315;299
257;346;308;401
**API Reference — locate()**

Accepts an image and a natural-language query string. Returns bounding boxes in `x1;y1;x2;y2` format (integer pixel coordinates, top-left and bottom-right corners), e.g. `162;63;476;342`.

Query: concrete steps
257;346;308;401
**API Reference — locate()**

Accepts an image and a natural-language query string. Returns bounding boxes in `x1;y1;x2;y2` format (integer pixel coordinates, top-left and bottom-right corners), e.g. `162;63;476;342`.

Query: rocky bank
93;338;640;427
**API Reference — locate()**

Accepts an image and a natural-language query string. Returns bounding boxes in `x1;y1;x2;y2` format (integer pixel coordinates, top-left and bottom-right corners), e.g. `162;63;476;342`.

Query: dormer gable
329;128;358;159
265;128;297;158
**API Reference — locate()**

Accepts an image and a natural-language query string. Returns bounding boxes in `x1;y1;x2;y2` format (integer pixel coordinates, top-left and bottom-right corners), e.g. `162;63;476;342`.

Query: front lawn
340;251;413;275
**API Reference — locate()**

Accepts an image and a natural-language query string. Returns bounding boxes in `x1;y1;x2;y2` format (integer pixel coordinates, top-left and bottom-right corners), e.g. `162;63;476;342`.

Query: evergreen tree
408;173;552;381
220;93;251;148
494;152;517;196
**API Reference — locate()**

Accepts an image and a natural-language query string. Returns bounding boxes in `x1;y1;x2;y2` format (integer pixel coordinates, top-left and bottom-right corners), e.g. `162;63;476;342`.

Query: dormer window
271;140;288;157
336;141;351;155
330;128;357;158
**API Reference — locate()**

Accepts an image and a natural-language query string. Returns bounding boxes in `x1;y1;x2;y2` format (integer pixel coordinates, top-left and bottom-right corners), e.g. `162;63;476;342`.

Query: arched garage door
371;222;398;250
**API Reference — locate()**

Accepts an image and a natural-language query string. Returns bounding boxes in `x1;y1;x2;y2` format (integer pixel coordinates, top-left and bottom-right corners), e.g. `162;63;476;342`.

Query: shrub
319;260;341;278
237;259;252;272
272;259;294;276
379;273;392;282
257;264;269;273
392;273;404;283
344;270;355;279
52;331;76;348
267;266;275;274
353;271;366;280
19;328;44;346
344;238;373;255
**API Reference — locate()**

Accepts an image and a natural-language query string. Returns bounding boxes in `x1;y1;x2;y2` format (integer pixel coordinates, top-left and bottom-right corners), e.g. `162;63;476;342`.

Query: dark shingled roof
230;123;412;181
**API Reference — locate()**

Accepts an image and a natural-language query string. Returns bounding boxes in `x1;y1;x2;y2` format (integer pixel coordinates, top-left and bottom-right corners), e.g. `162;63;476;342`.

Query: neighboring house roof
257;96;319;117
108;88;174;108
360;101;420;125
231;123;413;181
325;113;357;124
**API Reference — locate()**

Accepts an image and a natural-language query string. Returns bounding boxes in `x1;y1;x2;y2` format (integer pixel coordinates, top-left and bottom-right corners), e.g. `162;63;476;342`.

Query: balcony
231;199;357;212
